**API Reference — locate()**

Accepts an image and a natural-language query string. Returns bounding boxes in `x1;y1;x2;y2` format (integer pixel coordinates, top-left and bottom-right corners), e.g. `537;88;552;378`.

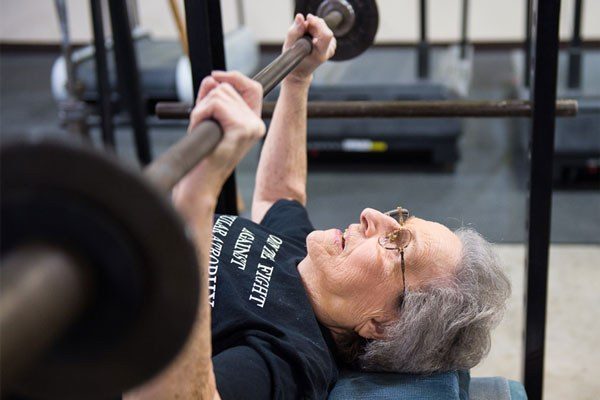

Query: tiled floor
473;245;600;400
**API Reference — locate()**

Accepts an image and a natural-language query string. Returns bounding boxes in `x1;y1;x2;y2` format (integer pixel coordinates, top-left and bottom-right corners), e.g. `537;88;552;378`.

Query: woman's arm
251;79;310;221
125;72;264;400
251;14;336;223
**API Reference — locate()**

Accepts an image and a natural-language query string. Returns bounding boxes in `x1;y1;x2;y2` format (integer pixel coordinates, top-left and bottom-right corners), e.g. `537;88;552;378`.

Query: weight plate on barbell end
0;139;199;399
295;0;379;61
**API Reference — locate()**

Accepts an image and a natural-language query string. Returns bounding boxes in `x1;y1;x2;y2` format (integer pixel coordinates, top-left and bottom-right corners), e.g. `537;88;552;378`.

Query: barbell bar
155;99;579;120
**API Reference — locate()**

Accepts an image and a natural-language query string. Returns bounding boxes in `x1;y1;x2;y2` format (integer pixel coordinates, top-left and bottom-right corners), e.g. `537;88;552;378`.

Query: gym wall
1;0;599;45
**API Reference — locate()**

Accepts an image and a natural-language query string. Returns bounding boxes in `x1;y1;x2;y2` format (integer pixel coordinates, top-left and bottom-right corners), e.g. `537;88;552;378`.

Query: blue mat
328;370;469;400
329;370;527;400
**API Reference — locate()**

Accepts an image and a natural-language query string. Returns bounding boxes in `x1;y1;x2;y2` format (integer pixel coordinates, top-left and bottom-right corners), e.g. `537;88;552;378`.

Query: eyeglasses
379;206;412;309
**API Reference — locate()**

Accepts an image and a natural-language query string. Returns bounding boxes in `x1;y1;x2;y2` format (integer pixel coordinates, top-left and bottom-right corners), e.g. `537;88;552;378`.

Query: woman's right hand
173;72;265;215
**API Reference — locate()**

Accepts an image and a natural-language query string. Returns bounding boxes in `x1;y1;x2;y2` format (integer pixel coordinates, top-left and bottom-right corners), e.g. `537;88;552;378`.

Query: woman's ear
356;317;391;340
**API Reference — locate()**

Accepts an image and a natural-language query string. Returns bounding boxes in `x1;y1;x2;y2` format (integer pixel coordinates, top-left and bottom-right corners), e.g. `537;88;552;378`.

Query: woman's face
298;208;462;339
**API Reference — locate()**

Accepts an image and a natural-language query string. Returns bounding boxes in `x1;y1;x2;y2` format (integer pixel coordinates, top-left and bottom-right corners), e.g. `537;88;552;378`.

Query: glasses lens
379;228;412;250
378;236;397;250
384;207;410;225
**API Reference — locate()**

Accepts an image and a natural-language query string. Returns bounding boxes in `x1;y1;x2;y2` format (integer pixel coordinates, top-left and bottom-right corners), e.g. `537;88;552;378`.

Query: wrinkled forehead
406;217;463;266
407;217;457;240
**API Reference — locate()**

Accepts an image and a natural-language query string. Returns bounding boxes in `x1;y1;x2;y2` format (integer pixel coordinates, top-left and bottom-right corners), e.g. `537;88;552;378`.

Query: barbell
0;0;380;397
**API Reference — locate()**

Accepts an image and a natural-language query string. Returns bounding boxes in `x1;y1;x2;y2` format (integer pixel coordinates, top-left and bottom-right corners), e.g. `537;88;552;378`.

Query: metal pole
206;0;227;75
207;0;237;215
54;0;76;101
183;0;237;215
145;11;343;194
126;0;140;30
523;1;562;400
236;0;245;26
263;99;577;118
460;0;469;60
108;0;152;164
168;0;189;55
0;245;89;390
524;0;532;88
183;0;212;99
417;0;429;79
53;0;89;138
156;99;578;120
567;0;583;89
90;0;116;150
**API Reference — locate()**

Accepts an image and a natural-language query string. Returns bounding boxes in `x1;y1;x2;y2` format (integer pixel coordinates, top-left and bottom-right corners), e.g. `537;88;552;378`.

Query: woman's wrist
173;191;218;225
283;73;313;88
281;78;312;99
173;175;221;219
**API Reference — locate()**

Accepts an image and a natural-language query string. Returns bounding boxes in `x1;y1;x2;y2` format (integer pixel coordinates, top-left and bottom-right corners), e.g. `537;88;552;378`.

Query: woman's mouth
336;229;346;251
335;229;345;251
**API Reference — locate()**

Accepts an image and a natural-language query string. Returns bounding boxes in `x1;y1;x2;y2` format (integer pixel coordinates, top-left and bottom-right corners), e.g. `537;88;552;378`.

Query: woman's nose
360;208;381;237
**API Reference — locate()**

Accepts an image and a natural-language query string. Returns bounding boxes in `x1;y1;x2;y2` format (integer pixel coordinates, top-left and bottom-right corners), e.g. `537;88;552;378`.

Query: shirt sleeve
259;199;314;246
213;346;272;400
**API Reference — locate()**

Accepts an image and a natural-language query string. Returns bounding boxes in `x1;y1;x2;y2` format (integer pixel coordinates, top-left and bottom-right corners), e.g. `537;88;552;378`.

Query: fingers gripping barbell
0;0;379;397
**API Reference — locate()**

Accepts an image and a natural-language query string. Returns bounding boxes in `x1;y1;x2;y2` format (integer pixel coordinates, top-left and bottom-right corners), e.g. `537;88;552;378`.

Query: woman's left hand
283;13;337;85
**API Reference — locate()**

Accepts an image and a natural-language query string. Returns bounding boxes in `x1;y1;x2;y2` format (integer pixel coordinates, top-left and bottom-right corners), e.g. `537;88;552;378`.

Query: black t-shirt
210;200;339;400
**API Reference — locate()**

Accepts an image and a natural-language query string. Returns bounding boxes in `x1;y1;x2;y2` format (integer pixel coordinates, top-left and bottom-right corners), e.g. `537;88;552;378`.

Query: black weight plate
295;0;379;61
0;139;199;399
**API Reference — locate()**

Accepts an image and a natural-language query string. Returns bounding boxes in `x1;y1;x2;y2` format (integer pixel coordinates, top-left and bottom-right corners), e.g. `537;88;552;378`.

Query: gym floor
1;47;598;399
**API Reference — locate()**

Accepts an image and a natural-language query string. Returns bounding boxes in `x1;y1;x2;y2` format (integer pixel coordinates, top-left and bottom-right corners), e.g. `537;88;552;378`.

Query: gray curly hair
336;227;511;373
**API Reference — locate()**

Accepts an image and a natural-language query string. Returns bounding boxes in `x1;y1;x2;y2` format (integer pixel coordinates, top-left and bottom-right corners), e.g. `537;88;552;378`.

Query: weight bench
329;370;527;400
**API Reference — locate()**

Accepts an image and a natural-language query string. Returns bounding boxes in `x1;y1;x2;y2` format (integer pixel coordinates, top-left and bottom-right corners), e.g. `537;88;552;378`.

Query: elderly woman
127;14;510;400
